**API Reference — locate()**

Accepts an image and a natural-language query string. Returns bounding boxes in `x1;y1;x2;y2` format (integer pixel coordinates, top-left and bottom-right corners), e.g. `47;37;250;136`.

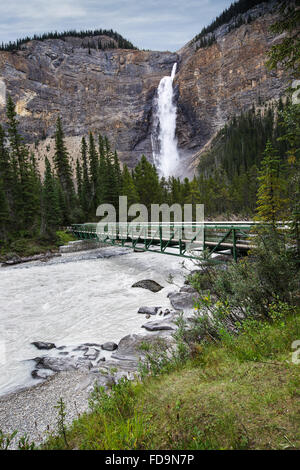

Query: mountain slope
0;0;289;173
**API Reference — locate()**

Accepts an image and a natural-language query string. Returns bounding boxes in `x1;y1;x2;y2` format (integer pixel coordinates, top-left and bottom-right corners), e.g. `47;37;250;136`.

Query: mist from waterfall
152;63;180;178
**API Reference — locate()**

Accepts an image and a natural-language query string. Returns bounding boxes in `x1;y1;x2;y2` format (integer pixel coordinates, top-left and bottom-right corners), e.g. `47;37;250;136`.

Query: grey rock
137;306;161;315
31;369;55;380
31;341;56;350
179;286;198;294
101;342;118;351
83;347;100;360
142;321;174;332
72;345;88;352
97;357;106;363
168;291;200;311
33;356;92;372
132;280;163;292
112;333;173;362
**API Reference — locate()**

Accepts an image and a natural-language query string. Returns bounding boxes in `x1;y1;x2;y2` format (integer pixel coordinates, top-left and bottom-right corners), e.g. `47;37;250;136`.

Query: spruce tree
122;164;138;206
256;141;288;225
80;137;91;214
53;117;74;223
41;158;61;236
133;155;160;211
88;132;99;210
6;96;40;232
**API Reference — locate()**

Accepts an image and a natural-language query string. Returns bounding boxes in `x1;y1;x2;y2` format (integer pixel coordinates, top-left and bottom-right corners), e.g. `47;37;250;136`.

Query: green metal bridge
71;221;260;261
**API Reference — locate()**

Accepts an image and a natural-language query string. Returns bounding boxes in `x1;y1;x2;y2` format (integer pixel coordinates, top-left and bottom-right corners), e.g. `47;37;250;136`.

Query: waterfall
152;63;180;177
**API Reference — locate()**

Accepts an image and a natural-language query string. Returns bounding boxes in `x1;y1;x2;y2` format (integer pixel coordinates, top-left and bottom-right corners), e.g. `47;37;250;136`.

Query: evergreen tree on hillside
0;177;10;239
41;157;62;236
88;132;99;210
133;155;161;212
256;141;288;225
122;164;139;206
6;96;41;231
76;159;83;203
98;135;108;206
0;125;14;224
267;1;300;78
80;137;91;214
53;117;75;223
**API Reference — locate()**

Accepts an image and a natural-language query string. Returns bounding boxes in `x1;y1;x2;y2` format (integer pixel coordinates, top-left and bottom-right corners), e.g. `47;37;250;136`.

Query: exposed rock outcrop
132;279;164;292
0;1;288;175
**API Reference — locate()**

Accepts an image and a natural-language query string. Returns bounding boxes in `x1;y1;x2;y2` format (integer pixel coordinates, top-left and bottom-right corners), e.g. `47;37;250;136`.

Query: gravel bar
0;370;93;449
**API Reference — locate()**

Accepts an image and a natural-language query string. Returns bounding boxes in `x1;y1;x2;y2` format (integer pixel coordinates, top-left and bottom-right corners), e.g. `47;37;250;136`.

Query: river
0;246;191;397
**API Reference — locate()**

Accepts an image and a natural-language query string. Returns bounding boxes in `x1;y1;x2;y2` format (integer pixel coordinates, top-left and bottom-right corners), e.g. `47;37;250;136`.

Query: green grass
43;313;300;450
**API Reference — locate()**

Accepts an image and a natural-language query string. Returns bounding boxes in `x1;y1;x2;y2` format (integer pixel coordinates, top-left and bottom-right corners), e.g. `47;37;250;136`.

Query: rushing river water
0;247;190;397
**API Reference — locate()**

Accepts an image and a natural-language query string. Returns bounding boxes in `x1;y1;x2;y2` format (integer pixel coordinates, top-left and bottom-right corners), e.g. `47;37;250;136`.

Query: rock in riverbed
168;290;200;311
101;342;118;351
33;356;93;372
31;341;56;350
31;369;55;380
111;333;174;362
137;306;161;315
131;280;163;292
142;320;175;332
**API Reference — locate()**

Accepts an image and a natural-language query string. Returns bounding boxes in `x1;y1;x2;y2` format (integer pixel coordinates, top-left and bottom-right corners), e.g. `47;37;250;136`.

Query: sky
0;0;234;51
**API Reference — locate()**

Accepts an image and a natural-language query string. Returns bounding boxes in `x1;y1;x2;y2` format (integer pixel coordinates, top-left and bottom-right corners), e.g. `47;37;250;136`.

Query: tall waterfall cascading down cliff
152;63;180;177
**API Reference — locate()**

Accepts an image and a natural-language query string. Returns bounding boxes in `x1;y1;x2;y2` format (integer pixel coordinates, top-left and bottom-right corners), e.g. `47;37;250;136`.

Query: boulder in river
83;347;100;360
142;321;175;332
131;280;163;292
137;306;161;315
33;356;92;372
101;342;118;351
31;341;56;350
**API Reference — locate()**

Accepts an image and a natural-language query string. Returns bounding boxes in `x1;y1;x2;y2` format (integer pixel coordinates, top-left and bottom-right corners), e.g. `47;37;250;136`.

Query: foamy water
152;63;180;177
0;247;189;396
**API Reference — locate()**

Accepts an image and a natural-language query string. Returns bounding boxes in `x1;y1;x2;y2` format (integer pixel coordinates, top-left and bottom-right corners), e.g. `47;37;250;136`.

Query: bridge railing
71;221;290;260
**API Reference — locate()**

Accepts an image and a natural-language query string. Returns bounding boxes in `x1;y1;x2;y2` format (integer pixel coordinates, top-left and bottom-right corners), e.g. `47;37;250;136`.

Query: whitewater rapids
0;247;190;397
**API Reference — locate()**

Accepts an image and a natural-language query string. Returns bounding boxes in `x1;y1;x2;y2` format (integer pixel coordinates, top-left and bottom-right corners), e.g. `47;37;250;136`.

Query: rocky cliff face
0;1;289;174
0;38;178;167
175;1;288;171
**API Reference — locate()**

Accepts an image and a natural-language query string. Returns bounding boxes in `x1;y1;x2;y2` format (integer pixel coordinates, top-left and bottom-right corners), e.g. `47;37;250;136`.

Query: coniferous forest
0;29;137;52
0;90;299;258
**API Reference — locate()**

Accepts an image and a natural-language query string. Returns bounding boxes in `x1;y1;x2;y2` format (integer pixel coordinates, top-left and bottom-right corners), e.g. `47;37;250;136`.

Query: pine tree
76;159;83;202
256;141;288;225
41;158;61;236
53;117;74;223
0;124;15;223
80;137;91;214
88;132;99;210
122;164;138;206
267;1;300;78
133;155;160;211
0;176;10;239
6;96;41;232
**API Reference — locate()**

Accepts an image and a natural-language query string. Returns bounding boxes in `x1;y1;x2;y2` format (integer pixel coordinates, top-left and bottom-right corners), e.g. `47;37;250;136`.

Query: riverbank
0;231;76;262
43;313;300;450
0;303;179;448
0;244;194;446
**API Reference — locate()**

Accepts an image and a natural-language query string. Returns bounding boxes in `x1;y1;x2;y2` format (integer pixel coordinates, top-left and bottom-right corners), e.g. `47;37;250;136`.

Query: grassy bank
0;231;76;261
44;312;300;450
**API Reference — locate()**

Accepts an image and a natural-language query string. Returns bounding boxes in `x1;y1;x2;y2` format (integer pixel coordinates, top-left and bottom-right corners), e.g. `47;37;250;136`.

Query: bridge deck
71;222;263;261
